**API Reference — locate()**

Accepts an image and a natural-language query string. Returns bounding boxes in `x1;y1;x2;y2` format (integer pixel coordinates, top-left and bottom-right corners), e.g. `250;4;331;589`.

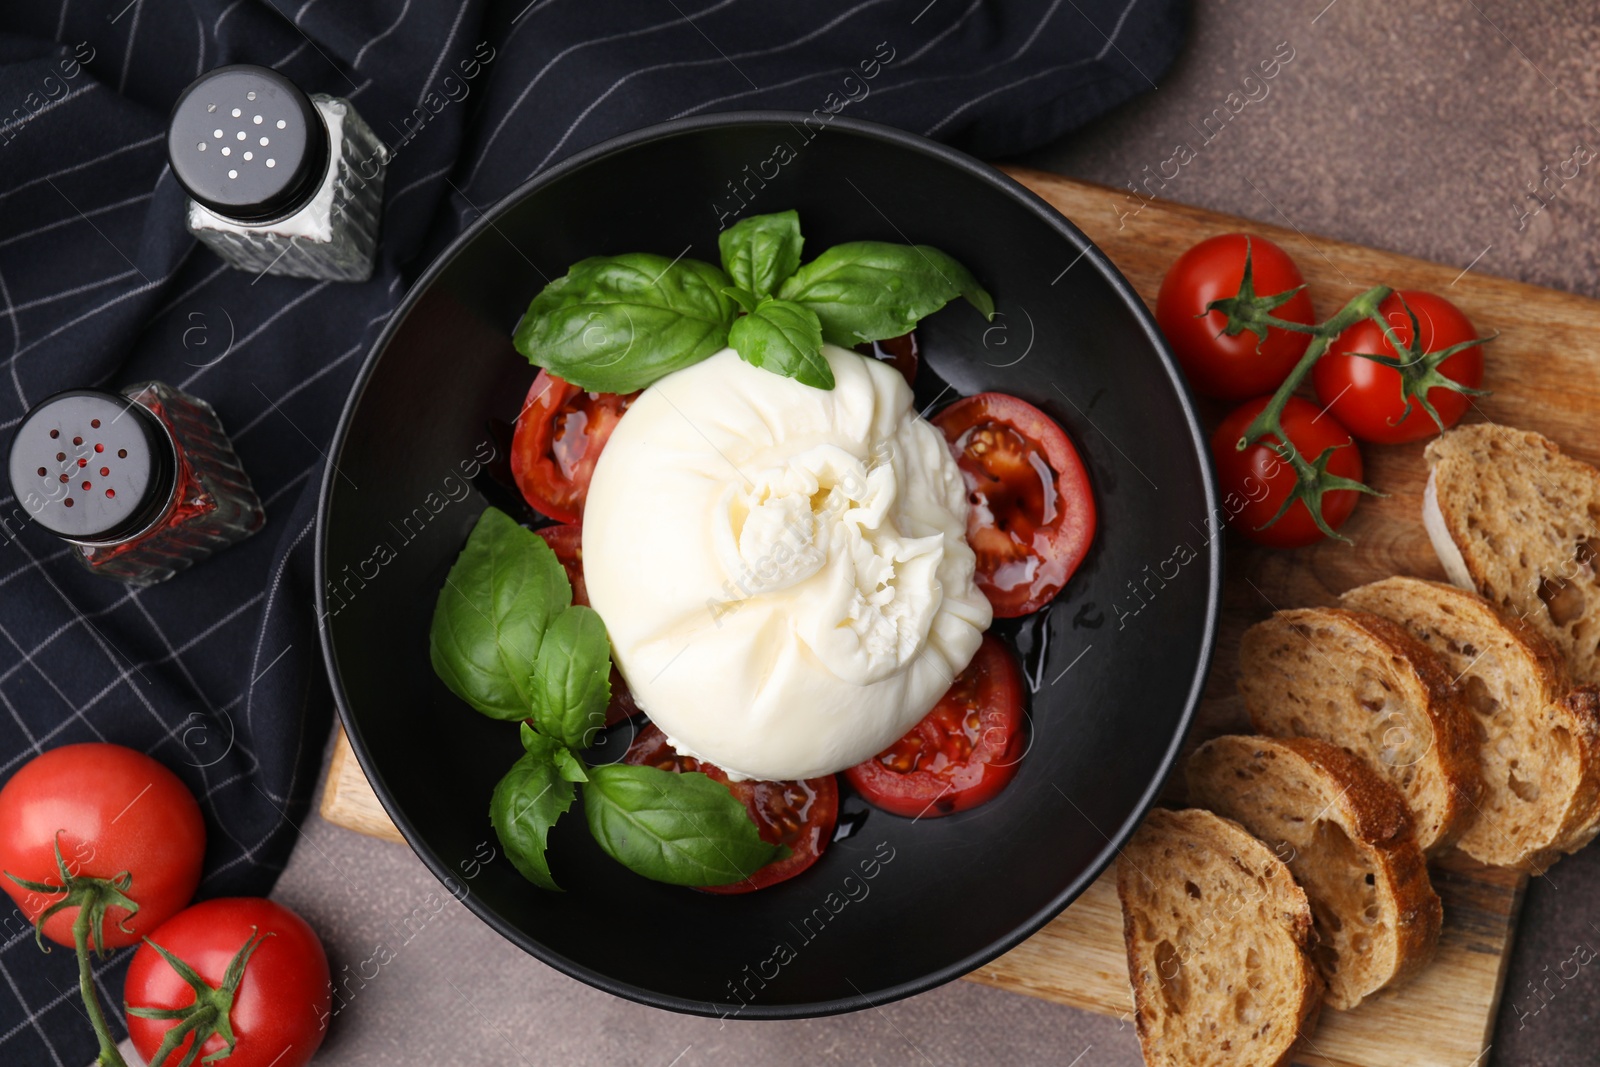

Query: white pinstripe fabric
417;0;471;104
353;0;414;68
0;83;98;142
531;0;898;173
0;191;154;251
0;134;163;204
116;0;146;94
459;0;744;189
667;0;987;120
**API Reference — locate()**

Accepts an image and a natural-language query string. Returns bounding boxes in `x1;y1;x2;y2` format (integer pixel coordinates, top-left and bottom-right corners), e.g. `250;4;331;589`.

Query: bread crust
1186;736;1443;1011
1240;606;1483;852
1426;423;1600;687
1342;576;1600;872
1117;807;1323;1067
1548;686;1600;857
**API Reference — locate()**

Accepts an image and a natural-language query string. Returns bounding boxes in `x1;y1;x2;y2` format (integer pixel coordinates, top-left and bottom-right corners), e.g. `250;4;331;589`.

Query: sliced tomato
855;331;919;385
933;393;1095;617
846;635;1026;818
510;370;638;523
534;522;638;725
622;725;837;894
534;522;590;604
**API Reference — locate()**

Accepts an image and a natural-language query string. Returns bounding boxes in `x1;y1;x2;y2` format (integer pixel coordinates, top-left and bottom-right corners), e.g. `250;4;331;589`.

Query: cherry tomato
1312;290;1485;444
622;725;837;893
1211;396;1364;549
0;743;204;949
845;635;1026;818
125;898;331;1067
933;393;1095;617
1157;233;1316;400
855;331;919;384
534;522;638;726
510;370;638;524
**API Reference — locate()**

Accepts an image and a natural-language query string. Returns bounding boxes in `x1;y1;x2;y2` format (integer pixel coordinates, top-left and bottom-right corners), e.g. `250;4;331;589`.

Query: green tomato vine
1212;241;1493;543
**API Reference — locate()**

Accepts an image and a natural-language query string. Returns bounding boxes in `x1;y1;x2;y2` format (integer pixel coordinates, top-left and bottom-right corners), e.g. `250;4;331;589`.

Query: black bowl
316;112;1220;1018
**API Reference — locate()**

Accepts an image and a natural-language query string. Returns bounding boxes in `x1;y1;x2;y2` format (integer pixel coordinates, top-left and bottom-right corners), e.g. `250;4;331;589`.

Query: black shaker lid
167;64;328;222
7;390;177;543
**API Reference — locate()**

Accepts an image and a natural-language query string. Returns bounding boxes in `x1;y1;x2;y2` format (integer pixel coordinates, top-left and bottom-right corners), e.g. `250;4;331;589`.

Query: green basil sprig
585;763;781;887
429;508;781;891
726;296;832;389
719;209;804;299
428;507;567;720
511;253;737;395
490;727;578;891
778;241;995;348
512;210;993;393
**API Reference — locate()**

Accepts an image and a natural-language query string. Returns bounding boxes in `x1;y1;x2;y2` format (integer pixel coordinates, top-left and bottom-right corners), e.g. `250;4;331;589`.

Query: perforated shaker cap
167;64;328;222
7;391;177;543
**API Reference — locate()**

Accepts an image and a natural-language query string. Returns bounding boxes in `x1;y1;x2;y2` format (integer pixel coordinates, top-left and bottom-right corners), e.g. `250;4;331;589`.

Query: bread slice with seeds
1117;807;1323;1067
1186;735;1442;1012
1424;422;1600;687
1341;576;1600;871
1239;607;1482;852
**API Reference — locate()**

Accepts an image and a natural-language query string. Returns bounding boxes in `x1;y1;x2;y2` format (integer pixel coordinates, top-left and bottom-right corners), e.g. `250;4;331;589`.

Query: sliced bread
1186;735;1442;1011
1117;807;1323;1067
1424;422;1600;687
1342;576;1600;871
1239;606;1482;852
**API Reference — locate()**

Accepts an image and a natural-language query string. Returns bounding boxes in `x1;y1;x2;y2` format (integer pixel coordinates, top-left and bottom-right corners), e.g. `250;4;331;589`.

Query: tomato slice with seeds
510;370;638;524
622;724;837;894
845;635;1026;818
534;522;638;726
933;393;1095;617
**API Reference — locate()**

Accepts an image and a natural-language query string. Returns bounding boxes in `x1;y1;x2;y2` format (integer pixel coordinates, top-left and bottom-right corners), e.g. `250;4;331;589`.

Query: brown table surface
262;3;1600;1065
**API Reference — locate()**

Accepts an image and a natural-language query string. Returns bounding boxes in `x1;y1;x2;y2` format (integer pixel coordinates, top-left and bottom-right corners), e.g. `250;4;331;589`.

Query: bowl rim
314;109;1221;1019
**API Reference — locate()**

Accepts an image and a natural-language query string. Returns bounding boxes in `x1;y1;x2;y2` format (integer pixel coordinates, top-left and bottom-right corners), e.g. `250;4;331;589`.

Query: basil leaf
429;508;571;720
721;286;759;315
778;241;995;346
512;253;736;393
530;605;611;750
727;298;832;390
490;733;576;891
517;721;591;783
552;746;589;784
718;210;803;299
582;763;780;886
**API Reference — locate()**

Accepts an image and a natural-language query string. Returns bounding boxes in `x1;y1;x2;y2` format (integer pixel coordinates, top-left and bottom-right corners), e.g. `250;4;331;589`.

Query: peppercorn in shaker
167;64;387;282
6;384;265;586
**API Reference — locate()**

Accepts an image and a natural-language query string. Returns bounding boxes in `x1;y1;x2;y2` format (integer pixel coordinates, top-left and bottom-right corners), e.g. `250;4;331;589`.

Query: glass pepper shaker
167;64;388;282
6;383;266;586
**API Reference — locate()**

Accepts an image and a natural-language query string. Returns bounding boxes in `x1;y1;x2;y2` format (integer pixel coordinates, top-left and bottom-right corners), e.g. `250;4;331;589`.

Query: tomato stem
1226;285;1392;544
1350;293;1496;433
6;834;137;1067
1202;237;1319;342
127;926;271;1067
1236;285;1392;450
72;890;131;1067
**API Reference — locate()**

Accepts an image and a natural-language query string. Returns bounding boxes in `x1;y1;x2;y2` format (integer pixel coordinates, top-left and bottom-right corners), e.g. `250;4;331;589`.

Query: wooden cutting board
322;167;1600;1066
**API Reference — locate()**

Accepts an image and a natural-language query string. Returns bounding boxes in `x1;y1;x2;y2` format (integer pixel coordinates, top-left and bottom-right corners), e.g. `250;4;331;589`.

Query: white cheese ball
582;346;992;781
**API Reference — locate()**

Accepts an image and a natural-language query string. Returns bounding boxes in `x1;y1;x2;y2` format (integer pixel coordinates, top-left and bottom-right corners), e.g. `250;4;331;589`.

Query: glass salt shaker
167;64;388;282
6;384;266;586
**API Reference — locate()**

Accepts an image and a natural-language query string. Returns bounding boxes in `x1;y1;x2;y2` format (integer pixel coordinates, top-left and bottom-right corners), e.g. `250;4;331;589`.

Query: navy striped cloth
0;1;1183;1062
